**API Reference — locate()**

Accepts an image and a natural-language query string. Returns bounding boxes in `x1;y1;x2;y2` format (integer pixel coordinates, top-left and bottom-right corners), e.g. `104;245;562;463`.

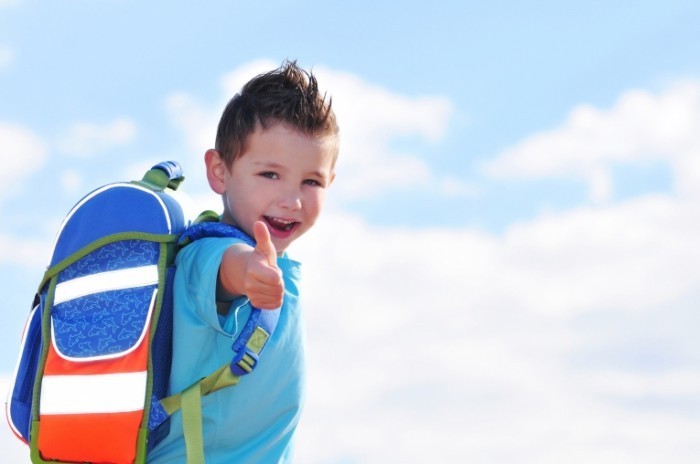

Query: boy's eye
303;179;323;187
260;171;278;179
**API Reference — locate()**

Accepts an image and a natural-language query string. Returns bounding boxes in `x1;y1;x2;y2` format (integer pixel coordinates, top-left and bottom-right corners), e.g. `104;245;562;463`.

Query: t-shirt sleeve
174;236;246;334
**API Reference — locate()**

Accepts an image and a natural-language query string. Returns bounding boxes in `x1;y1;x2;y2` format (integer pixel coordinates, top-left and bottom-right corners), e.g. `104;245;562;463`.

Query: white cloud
315;66;453;199
220;58;279;97
0;426;29;464
0;122;46;202
163;70;700;461
164;59;281;167
286;81;700;463
437;175;481;197
59;168;82;195
0;376;31;464
0;234;51;268
484;81;700;202
290;190;700;463
57;118;136;157
0;126;53;270
166;62;454;201
165;92;218;161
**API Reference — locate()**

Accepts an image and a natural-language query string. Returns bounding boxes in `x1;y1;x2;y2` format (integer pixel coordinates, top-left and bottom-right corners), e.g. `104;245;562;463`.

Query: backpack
5;161;280;464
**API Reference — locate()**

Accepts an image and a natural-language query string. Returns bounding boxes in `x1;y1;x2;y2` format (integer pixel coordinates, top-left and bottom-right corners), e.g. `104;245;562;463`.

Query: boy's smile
264;216;298;238
207;122;336;254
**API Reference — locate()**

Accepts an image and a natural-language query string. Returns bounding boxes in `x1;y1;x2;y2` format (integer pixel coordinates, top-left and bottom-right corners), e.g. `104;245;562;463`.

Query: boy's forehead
239;124;337;169
250;122;337;153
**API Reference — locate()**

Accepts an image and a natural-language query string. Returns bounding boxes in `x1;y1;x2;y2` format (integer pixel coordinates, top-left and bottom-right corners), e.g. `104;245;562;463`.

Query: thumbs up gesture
243;221;284;309
253;221;278;268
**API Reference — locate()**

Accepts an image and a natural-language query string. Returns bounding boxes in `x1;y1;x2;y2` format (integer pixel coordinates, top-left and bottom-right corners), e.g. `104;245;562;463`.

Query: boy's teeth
266;217;296;231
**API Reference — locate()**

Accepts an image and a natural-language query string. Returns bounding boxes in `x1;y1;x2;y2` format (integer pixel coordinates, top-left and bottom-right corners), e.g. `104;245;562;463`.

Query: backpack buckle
230;348;259;376
229;324;271;376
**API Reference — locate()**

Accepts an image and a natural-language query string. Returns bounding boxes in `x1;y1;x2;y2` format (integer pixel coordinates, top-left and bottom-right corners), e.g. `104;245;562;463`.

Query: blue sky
2;1;700;462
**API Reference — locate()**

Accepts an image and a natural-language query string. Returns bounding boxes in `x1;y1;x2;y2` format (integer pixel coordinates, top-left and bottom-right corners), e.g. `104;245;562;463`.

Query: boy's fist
245;222;284;309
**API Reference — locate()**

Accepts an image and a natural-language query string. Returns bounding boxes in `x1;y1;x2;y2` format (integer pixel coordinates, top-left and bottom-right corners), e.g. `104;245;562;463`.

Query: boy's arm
218;221;284;310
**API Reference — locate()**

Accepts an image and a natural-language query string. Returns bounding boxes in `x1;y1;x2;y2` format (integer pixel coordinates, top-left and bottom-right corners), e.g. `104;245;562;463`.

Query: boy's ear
205;149;227;195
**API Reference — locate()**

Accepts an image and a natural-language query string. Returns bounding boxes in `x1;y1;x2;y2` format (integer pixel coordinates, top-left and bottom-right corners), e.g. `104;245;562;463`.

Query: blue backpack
5;161;279;464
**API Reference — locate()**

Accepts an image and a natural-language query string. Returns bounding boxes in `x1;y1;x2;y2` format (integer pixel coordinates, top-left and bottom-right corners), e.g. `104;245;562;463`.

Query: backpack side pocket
6;300;43;443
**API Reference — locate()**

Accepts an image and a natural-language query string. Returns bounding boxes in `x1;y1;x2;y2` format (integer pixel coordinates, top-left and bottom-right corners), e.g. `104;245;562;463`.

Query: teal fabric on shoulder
147;237;305;464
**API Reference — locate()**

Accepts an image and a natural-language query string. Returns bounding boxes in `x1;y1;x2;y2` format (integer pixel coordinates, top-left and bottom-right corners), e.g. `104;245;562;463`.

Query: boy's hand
244;221;284;309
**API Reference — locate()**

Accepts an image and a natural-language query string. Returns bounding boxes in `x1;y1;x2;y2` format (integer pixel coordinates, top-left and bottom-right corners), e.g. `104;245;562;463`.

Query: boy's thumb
253;221;277;265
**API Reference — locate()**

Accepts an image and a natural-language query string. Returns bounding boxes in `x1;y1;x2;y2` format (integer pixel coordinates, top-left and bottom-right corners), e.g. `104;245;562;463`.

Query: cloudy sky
2;1;700;463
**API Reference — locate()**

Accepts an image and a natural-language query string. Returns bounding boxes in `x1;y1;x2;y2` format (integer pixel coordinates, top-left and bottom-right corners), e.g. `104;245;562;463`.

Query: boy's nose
279;192;302;211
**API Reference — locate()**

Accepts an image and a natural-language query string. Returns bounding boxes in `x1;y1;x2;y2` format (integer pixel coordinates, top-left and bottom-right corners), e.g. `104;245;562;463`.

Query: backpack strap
160;364;240;464
159;219;282;463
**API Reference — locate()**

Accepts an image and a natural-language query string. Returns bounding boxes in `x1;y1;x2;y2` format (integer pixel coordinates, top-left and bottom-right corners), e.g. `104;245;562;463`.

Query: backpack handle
139;161;185;191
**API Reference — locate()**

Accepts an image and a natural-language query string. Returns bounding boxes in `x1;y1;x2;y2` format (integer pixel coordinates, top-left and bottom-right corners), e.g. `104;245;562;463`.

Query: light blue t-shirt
148;237;305;464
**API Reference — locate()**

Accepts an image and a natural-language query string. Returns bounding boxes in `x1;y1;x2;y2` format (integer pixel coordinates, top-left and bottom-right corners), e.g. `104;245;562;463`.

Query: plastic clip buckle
230;348;259;376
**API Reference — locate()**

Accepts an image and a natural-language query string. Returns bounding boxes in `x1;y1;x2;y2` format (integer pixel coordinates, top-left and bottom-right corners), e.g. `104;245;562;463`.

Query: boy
148;61;339;463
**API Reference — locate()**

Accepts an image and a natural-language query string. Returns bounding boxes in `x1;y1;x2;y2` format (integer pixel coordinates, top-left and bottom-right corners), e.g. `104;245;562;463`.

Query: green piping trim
139;242;171;437
134;428;149;464
31;278;55;421
39;232;179;292
29;421;50;463
28;278;56;463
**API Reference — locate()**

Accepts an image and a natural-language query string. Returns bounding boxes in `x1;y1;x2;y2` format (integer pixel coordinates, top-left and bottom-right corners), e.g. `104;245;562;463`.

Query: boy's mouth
263;216;298;235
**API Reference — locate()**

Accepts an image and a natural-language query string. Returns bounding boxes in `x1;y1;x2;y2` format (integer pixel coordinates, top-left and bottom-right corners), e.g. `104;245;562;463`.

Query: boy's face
209;122;336;254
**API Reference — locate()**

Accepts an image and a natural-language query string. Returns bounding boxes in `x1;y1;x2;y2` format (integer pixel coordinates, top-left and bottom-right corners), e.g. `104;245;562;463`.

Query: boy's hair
215;60;339;167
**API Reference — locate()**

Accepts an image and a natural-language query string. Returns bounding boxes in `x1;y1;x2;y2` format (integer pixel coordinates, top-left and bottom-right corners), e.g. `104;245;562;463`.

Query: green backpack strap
159;364;240;464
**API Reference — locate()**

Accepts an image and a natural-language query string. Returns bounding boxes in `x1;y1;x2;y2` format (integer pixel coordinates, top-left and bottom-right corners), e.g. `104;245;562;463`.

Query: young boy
148;61;339;463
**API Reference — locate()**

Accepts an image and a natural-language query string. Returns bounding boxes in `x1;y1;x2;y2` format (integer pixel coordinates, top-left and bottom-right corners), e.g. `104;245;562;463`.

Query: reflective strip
54;265;159;304
40;371;147;415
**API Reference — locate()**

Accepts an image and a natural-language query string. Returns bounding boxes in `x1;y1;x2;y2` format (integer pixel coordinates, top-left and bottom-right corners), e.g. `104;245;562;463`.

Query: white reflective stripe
54;265;159;304
40;371;147;415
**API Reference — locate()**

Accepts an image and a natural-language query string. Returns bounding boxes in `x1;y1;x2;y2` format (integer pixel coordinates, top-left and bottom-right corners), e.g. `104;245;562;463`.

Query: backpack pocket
6;302;42;443
35;240;161;464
